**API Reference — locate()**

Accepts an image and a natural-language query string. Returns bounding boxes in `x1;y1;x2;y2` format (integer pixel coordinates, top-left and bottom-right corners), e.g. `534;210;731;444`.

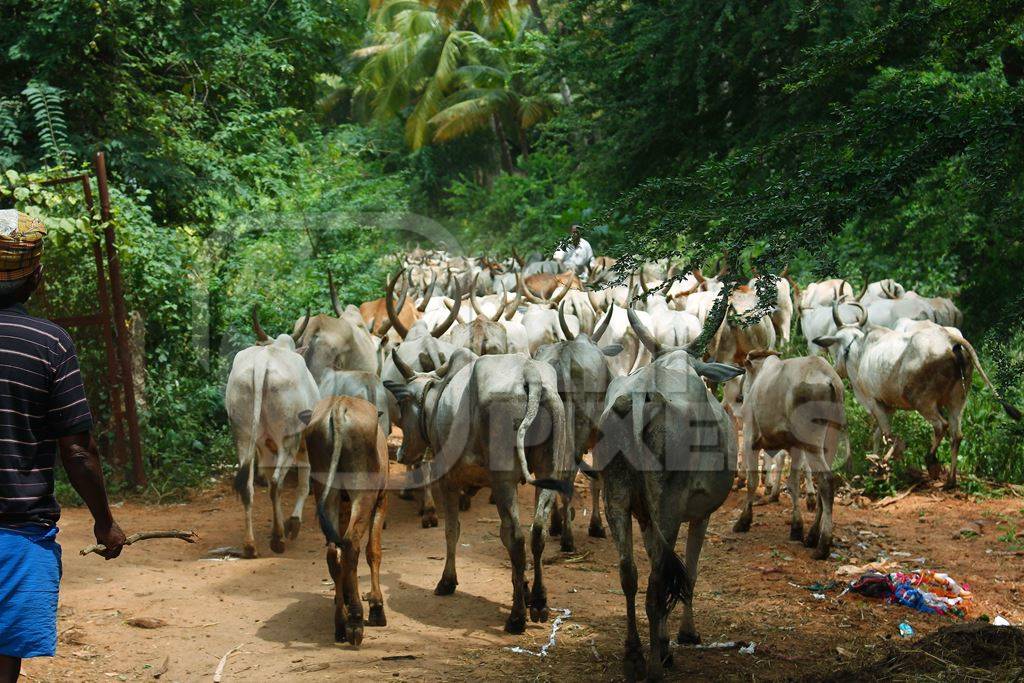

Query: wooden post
95;152;146;488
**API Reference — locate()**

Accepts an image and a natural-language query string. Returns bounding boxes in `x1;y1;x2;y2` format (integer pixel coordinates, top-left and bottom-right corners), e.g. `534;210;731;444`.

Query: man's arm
58;431;125;560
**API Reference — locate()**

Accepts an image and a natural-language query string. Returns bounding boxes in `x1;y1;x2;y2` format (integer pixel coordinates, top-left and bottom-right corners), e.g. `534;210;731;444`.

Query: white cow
226;312;320;558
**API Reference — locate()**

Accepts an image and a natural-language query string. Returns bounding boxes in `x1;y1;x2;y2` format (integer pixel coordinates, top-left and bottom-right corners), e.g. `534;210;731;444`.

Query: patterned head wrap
0;210;46;282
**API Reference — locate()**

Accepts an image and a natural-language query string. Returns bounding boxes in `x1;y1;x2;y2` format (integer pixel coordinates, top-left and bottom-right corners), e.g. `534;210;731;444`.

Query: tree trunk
518;122;530;162
528;0;546;30
492;114;515;174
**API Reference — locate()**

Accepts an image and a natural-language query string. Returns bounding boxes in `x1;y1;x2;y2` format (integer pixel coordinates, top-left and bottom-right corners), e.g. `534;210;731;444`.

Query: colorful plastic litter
898;622;915;637
842;569;972;618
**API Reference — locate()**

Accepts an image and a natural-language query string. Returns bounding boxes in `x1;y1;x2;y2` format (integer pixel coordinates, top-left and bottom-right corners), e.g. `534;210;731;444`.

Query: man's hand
93;520;126;560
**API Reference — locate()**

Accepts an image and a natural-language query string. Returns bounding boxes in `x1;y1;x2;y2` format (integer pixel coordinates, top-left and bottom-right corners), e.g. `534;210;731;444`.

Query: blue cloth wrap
0;525;61;658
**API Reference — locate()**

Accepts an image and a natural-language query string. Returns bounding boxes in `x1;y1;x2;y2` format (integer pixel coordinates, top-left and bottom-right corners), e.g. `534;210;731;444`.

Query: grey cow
385;350;573;634
594;306;743;680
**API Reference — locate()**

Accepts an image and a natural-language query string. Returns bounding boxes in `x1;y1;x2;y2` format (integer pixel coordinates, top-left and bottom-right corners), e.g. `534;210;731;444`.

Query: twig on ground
80;530;199;556
873;483;920;509
213;644;243;682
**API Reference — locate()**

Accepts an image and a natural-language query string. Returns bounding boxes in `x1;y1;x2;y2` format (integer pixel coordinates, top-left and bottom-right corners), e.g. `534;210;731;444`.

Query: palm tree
351;0;559;170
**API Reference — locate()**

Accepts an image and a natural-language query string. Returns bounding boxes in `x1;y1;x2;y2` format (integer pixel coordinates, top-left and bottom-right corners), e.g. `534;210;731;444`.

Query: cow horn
291;309;311;342
521;275;547;304
715;255;728;277
780;264;789;278
385;268;409;340
639;269;652;295
558;300;576;341
627;307;661;356
549;275;572;307
391;348;417;382
856;277;870;300
490;286;507;322
505;273;523;320
592;302;613;341
377;316;393;337
586;288;605;315
849;300;868;326
686;290;729;356
432;282;462;338
417;269;437;312
327;270;342;317
251;305;270;342
469;272;485;317
831;299;844;328
511;245;525;268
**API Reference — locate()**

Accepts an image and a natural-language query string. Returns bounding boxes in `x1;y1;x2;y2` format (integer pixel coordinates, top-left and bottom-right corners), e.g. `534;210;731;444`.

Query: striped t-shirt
0;303;92;525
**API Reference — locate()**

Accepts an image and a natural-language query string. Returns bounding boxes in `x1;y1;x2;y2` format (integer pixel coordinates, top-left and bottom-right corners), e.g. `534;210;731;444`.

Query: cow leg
732;424;757;533
398;464;415;500
492;478;529;634
286;440;310;540
604;480;645;681
548;495;563;537
262;455;286;554
642;526;677;679
340;491;376;647
238;443;258;559
329;496;354;642
944;402;965;490
921;406;949;481
803;459;817;511
529;488;557;623
418;482;438;528
787;449;805;541
806;455;835;560
434;481;461;596
366;493;388;627
588;476;606;538
677;517;709;645
458;490;473;511
764;450;783;502
558;493;576;553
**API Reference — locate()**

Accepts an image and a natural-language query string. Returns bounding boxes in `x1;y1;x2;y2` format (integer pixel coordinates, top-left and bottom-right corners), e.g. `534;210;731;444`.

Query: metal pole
82;176;129;474
94;152;146;488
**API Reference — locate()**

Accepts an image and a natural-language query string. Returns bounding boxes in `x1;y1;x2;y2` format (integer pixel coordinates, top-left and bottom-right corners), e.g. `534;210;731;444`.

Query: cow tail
651;518;691;612
954;341;1022;420
316;406;347;546
234;353;267;505
521;365;574;496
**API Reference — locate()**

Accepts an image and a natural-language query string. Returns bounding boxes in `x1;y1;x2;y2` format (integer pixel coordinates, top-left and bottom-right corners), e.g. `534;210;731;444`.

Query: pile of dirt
821;622;1024;682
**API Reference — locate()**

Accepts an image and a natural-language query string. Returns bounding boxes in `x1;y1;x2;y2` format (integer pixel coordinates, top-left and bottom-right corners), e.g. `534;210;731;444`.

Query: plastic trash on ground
842;569;973;618
898;622;915;637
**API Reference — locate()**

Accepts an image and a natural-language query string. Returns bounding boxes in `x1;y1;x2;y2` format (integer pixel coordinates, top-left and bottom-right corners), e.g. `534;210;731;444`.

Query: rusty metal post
95;152;146;487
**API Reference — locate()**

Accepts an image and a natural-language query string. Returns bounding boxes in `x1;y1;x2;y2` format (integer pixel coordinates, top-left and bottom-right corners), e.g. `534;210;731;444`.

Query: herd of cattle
224;249;1019;680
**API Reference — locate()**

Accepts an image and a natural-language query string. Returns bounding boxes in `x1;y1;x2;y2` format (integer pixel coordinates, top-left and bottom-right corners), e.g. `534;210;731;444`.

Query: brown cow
354;270;422;337
524;270;580;300
301;396;388;646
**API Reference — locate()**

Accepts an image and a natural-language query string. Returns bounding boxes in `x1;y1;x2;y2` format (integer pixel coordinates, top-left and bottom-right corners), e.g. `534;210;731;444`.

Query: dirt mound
821;622;1024;682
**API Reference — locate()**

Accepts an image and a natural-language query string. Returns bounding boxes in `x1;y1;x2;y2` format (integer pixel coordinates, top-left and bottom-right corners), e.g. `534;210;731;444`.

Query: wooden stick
213;643;243;682
79;529;199;556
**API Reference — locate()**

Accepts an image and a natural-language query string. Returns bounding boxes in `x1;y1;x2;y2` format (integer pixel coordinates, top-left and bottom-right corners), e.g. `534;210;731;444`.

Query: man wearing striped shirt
0;211;125;682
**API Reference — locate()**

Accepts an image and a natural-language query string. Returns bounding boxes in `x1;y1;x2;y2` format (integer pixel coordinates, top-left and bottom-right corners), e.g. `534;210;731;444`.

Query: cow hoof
421;512;438;528
529;604;550;623
732;516;751;533
334;623;347;643
805;494;817;512
623;648;647;682
588;524;607;539
367;604;387;627
346;622;364;647
677;631;701;645
660;645;674;669
790;525;804;542
270;536;285;554
560;540;576;554
398;489;414;501
242;543;258;559
505;614;527;634
812;545;830;561
284;516;301;540
434;576;457;596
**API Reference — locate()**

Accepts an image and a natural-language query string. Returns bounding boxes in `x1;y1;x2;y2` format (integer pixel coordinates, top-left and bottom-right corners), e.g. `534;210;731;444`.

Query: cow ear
298;410;313;426
601;343;623;357
693;361;744;383
382;380;412;403
813;335;839;348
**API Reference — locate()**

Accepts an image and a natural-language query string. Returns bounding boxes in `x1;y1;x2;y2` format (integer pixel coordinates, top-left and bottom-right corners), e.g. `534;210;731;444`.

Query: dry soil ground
20;477;1024;682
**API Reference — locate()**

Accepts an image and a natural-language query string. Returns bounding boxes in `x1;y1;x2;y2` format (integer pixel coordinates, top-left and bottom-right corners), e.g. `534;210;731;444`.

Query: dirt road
21;479;1024;682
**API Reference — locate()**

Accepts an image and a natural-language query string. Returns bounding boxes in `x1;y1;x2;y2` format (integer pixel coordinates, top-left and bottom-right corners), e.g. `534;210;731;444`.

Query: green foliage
21;81;70;168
